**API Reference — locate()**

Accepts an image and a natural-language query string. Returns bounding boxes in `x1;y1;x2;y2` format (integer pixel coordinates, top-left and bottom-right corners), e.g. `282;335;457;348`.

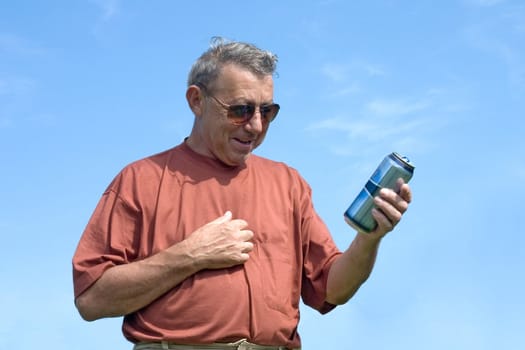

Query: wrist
355;231;383;249
164;239;206;274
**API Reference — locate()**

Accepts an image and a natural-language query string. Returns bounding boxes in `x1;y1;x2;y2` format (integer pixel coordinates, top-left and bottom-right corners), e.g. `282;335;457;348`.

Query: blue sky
1;0;524;349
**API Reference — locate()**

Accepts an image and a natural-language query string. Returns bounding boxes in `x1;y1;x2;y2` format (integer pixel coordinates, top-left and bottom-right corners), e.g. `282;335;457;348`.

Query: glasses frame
196;83;280;126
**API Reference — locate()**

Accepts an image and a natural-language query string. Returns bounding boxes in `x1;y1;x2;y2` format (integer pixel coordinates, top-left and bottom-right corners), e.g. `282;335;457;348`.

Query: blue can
344;152;415;233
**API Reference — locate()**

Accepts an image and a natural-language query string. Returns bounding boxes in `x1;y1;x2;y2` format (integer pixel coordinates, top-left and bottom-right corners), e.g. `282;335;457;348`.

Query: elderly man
73;38;412;350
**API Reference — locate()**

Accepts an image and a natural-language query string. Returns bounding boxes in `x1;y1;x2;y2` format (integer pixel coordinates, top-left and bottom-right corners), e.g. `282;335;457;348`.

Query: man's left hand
368;178;412;238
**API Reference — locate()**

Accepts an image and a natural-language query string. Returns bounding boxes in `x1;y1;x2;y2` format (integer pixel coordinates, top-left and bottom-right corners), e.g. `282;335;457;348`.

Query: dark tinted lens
228;105;255;123
227;103;280;125
261;104;280;122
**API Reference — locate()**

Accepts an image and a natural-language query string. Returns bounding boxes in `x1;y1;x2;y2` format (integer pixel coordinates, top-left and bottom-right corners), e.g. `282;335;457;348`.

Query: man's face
193;64;275;166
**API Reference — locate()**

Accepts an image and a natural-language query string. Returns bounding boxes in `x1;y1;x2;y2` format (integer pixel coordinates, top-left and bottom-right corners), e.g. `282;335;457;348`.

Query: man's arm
75;211;253;321
325;180;412;305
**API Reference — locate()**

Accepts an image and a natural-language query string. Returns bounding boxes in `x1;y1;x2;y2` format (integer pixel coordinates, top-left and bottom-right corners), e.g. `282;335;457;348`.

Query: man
73;38;412;350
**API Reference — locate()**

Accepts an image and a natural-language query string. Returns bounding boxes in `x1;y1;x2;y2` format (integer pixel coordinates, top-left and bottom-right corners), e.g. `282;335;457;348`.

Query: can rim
391;152;415;171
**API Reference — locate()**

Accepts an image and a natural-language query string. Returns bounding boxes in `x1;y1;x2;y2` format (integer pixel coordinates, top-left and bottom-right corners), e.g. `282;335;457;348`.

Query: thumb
213;210;232;224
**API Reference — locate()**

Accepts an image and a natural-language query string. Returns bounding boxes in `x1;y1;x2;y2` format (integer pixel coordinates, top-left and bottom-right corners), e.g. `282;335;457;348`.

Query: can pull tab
392;152;414;170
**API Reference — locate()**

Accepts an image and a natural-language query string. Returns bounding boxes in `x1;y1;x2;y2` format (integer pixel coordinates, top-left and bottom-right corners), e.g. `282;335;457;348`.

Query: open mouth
233;138;253;145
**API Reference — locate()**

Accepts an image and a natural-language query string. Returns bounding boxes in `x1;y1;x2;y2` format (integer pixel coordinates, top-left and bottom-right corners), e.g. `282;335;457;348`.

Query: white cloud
329;83;362;97
0;33;45;56
307;96;435;139
0;76;39;129
0;285;84;348
89;0;124;40
0;117;12;129
463;7;525;86
321;61;386;82
319;0;340;6
91;0;120;21
0;80;6;95
517;163;525;181
394;296;490;348
0;77;36;96
464;0;506;6
321;63;350;82
366;98;430;117
305;91;453;160
470;34;524;84
320;61;385;98
362;63;386;77
307;114;433;155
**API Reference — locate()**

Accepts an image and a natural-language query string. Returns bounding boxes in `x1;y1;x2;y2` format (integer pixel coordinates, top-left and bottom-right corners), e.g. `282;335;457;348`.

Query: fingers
395;178;412;203
372;196;401;230
240;240;254;254
211;211;254;252
219;212;253;258
188;212;255;269
209;211;249;231
238;228;254;241
371;183;412;235
371;208;395;233
399;182;412;204
377;185;410;213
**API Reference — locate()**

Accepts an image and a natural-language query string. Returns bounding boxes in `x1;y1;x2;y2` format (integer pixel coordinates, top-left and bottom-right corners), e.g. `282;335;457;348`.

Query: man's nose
244;108;265;133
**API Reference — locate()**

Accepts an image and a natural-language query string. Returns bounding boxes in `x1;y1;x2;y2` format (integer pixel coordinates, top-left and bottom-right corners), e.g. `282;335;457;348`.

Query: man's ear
186;85;204;116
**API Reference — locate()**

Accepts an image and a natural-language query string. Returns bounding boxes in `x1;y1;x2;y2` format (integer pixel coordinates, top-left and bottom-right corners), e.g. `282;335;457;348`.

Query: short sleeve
72;172;141;298
295;174;342;313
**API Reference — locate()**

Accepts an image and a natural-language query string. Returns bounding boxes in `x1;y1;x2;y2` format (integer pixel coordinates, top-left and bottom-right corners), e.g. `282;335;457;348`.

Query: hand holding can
344;153;415;233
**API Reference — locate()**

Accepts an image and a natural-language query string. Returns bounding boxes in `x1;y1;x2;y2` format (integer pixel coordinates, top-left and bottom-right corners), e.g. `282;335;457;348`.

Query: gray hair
187;37;278;89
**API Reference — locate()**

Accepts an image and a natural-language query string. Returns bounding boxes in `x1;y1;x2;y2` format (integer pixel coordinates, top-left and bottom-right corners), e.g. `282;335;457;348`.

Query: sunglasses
197;83;280;125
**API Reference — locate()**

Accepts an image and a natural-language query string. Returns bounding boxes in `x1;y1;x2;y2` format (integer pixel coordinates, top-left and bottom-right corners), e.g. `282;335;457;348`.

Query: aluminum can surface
344;152;415;233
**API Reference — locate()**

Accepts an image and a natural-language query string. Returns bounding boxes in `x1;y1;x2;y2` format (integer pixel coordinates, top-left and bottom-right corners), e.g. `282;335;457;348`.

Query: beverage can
344;152;415;233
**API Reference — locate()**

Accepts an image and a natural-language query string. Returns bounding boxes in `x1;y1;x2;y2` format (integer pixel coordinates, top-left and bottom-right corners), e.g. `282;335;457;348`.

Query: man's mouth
234;138;253;145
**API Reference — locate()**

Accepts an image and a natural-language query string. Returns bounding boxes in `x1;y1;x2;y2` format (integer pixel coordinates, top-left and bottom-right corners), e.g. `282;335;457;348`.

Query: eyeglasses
197;83;280;126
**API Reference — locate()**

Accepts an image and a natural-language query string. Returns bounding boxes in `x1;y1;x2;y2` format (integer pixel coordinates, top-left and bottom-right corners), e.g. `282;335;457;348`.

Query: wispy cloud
0;77;36;96
91;0;121;21
0;79;7;95
329;83;362;97
319;0;340;6
0;76;38;129
0;287;78;348
321;61;386;82
90;0;122;37
362;63;386;77
463;5;525;86
305;90;454;162
0;118;11;129
463;0;506;7
321;61;385;98
321;63;350;82
517;163;525;183
365;98;430;117
0;33;45;56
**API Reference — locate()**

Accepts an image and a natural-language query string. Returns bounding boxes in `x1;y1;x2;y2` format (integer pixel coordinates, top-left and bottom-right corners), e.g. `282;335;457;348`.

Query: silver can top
391;152;415;172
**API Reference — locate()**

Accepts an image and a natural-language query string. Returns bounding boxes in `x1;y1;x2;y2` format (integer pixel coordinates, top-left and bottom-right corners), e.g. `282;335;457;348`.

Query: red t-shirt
73;142;341;348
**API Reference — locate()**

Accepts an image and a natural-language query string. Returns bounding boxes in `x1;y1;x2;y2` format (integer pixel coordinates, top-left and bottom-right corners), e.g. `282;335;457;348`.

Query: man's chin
230;153;252;167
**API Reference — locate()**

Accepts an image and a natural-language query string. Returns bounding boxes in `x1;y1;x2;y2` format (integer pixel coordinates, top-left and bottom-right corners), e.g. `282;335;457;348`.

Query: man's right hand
183;211;254;270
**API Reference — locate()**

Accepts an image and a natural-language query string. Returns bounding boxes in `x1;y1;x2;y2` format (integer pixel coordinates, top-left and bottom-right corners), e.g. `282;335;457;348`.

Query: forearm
75;211;253;321
325;233;382;305
75;240;200;321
